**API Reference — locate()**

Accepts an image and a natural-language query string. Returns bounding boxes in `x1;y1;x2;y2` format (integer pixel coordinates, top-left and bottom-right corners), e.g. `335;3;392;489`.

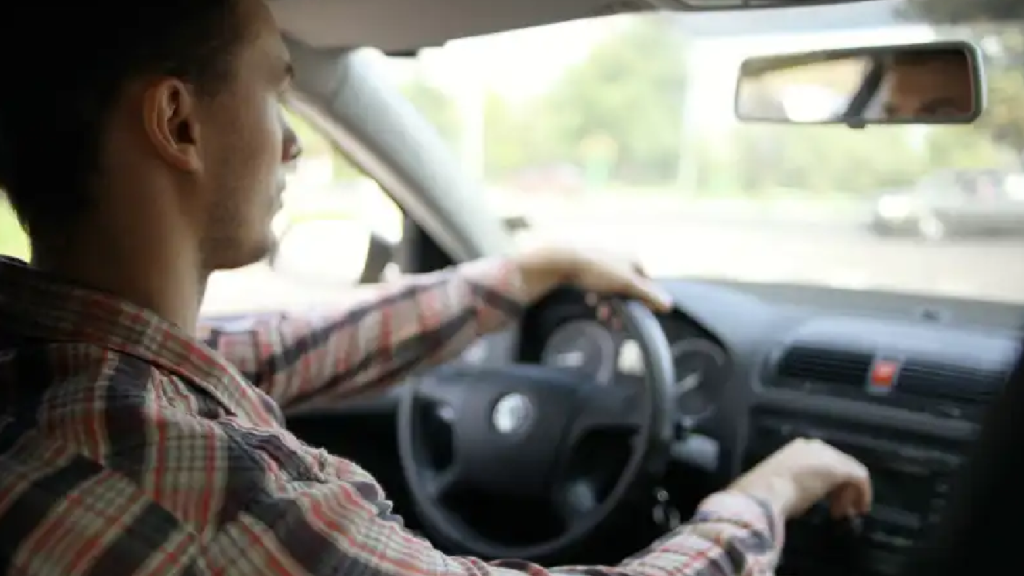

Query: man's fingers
632;260;650;279
840;458;873;514
829;485;854;518
829;465;872;518
619;273;673;312
854;470;873;513
624;260;672;311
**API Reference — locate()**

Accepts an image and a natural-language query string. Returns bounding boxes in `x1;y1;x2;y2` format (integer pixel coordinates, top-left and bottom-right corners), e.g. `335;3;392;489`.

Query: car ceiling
268;0;883;52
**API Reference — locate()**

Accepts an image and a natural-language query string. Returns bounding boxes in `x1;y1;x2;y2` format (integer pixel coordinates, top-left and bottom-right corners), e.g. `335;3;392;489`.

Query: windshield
383;2;1024;305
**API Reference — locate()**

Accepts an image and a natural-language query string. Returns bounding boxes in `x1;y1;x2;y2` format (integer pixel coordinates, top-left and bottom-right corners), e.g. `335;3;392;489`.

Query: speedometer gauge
541;320;617;384
617;338;644;376
671;339;728;419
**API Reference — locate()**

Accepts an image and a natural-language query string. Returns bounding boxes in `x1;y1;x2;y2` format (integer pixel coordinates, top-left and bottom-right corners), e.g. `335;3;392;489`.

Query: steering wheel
397;297;676;560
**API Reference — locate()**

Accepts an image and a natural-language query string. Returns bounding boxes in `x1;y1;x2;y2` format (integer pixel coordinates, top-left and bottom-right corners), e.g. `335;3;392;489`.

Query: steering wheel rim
396;298;676;561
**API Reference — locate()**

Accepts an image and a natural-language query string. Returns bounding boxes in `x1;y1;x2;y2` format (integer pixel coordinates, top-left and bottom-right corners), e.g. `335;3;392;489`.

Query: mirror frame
733;39;987;128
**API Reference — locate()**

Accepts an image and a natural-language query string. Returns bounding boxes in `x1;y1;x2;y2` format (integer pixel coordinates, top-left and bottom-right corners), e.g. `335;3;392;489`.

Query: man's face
884;57;974;119
192;0;301;271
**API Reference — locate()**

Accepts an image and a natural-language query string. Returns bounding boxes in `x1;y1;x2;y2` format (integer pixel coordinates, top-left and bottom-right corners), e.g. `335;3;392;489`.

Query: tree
904;0;1023;23
481;93;545;178
731;124;929;194
537;17;689;184
926;125;1012;169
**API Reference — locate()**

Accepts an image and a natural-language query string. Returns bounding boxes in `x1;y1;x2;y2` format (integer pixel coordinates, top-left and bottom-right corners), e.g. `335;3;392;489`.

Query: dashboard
286;279;1021;576
517;289;731;428
463;282;1021;576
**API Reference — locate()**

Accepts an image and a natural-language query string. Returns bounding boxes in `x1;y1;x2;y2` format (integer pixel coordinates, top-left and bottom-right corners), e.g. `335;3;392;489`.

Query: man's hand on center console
730;438;873;520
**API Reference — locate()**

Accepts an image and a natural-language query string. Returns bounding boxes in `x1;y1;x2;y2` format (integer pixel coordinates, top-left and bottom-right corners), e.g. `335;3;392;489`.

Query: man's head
883;49;975;119
0;0;301;272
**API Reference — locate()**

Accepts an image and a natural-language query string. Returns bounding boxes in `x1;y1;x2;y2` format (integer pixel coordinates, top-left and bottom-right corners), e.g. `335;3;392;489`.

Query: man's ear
142;79;203;173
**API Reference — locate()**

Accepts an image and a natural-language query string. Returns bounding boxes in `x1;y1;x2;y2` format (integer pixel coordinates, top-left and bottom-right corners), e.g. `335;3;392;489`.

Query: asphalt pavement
202;213;1024;315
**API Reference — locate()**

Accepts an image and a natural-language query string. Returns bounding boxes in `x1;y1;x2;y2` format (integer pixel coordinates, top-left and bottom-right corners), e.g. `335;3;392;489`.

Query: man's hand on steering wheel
514;244;674;311
397;248;679;560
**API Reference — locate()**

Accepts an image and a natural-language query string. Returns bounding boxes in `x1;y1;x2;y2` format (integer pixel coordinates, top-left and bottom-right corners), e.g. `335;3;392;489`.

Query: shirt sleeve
206;484;784;576
200;257;527;411
31;379;782;576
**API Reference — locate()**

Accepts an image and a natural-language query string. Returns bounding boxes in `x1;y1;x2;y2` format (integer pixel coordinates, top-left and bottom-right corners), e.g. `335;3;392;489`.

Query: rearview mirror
735;41;984;127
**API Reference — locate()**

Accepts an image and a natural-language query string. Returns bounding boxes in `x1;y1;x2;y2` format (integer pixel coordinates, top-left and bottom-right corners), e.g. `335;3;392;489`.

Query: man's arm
206;488;783;576
201;257;529;410
188;408;782;576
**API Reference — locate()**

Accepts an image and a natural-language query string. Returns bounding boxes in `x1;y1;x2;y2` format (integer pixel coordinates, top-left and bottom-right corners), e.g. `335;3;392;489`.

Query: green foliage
732;125;928;193
537;18;688;183
904;0;1024;23
482;94;542;177
393;14;1017;195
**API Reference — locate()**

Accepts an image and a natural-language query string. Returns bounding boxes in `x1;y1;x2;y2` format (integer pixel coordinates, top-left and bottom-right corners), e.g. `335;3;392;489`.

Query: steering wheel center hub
397;296;676;561
492;392;535;435
432;365;586;497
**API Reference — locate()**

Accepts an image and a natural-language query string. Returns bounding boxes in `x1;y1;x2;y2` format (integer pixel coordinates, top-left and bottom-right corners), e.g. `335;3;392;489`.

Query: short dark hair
0;1;245;236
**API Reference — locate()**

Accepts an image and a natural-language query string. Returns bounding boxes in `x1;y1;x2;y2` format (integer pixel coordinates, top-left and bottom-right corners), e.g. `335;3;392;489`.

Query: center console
744;410;966;576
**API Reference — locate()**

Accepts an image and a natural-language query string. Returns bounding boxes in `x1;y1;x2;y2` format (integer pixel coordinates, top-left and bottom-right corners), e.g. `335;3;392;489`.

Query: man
882;48;975;119
0;2;871;574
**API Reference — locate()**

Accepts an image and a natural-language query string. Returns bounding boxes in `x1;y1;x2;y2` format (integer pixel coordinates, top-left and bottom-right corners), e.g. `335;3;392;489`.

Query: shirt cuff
460;256;530;308
694;490;786;549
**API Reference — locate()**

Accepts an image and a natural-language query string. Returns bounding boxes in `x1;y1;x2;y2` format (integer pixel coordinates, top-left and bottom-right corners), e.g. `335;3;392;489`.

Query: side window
0;107;405;315
204;106;405;314
0;197;28;261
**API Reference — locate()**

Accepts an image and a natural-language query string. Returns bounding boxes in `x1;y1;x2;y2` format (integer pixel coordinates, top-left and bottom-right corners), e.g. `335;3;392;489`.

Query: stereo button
867;531;914;550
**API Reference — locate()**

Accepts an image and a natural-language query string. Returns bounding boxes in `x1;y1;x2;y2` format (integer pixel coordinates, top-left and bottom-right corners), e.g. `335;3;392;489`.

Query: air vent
775;345;873;387
898;359;1007;404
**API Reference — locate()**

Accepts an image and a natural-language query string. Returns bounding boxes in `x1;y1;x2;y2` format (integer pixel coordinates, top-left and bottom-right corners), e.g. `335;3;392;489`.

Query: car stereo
744;412;965;576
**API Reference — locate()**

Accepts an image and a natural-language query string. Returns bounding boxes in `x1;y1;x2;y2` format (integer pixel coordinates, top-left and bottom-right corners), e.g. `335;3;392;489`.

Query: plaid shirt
0;256;783;575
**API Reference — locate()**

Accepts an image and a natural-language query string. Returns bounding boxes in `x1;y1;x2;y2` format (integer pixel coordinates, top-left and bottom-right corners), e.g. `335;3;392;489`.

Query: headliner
267;0;888;53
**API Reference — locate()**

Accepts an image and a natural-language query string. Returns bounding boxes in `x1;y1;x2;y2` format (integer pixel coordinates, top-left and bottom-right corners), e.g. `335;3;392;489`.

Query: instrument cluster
525;291;730;421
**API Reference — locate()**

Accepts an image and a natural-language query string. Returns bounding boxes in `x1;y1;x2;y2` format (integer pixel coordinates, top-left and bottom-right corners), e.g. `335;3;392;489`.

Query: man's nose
282;122;302;164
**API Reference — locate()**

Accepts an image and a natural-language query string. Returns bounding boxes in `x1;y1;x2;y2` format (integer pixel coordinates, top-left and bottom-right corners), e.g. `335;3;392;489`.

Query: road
203;214;1024;314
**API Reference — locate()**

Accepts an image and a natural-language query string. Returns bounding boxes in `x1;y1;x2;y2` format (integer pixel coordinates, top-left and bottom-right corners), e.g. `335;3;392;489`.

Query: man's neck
31;227;207;335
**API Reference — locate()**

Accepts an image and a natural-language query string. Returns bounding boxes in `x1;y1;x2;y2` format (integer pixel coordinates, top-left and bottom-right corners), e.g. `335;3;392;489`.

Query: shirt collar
0;257;275;425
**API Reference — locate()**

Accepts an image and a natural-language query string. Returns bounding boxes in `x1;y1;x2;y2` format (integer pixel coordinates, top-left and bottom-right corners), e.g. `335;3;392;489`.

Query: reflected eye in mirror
735;40;983;127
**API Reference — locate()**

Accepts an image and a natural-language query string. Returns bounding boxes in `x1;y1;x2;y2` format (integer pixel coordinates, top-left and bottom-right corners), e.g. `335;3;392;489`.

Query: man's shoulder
0;342;223;429
0;346;267;575
0;342;281;526
0;342;215;456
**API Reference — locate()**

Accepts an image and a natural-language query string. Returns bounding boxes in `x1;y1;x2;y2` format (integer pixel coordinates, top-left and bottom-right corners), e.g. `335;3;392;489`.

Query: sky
382;0;910;99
